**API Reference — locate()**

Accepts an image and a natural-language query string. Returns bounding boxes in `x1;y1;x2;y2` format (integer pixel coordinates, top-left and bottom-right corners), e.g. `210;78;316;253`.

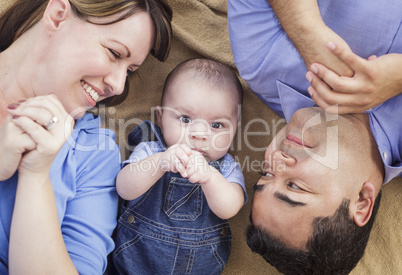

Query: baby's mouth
192;148;206;155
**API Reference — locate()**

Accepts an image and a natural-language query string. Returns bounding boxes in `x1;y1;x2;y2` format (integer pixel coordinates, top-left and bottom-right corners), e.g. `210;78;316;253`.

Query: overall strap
127;120;166;150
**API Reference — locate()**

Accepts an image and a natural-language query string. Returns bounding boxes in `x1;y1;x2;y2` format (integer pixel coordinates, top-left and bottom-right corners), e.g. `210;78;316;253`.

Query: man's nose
272;150;296;169
104;66;127;96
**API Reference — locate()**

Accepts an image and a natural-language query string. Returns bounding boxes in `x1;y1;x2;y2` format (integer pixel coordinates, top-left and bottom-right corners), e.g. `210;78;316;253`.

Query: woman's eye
179;116;191;124
109;49;120;59
211;122;223;129
288;182;302;191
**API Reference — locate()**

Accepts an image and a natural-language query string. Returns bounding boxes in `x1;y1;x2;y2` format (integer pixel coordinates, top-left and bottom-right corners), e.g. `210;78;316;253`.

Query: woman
0;0;172;273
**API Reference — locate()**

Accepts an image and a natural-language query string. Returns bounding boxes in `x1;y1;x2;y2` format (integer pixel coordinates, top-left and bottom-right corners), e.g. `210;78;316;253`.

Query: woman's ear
352;181;376;227
43;0;72;32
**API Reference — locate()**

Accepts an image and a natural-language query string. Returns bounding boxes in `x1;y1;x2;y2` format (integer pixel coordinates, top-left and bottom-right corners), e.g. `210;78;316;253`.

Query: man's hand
306;42;402;114
268;0;353;77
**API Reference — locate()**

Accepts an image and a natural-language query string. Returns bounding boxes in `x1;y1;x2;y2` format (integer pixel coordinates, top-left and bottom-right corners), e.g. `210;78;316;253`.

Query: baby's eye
288;182;302;191
211;122;223;129
179;116;191;124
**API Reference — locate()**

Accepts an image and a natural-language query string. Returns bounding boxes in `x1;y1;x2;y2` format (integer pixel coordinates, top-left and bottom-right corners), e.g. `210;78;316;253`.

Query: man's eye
179;116;191;124
211;122;223;129
288;182;302;190
259;171;274;178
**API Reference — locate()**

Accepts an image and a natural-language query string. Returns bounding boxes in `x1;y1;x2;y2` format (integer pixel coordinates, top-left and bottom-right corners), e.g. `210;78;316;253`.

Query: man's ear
352;182;376;227
43;0;71;32
155;106;163;127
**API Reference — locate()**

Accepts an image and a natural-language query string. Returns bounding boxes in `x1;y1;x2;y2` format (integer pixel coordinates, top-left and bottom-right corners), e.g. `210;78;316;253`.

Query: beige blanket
1;0;401;274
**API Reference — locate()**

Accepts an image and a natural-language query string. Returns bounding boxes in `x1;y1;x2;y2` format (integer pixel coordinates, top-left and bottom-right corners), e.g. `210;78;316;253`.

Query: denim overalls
111;121;232;275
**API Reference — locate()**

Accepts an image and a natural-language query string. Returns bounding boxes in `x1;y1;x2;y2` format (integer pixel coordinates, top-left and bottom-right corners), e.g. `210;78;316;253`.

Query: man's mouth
81;81;99;101
286;134;312;148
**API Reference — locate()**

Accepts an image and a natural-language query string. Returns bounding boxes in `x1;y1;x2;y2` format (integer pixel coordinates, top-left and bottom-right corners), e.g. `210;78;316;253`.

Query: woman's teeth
81;81;99;101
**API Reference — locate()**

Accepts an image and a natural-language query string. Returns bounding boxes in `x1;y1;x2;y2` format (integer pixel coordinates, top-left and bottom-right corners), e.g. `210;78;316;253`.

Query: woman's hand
7;94;74;177
306;42;402;114
8;94;78;274
0;115;36;180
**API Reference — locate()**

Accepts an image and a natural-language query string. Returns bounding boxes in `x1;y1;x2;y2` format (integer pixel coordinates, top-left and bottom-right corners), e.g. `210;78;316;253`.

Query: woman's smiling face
35;4;154;118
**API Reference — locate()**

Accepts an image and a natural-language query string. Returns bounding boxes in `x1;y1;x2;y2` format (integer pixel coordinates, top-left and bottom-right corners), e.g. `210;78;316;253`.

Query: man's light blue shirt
228;0;402;184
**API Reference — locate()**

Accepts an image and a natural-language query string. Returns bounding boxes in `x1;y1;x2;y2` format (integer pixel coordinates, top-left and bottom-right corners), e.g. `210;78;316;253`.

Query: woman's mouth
81;81;99;101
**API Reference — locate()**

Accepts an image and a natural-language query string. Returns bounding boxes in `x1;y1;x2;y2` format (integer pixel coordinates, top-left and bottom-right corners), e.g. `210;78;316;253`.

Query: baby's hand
160;144;192;177
185;151;217;184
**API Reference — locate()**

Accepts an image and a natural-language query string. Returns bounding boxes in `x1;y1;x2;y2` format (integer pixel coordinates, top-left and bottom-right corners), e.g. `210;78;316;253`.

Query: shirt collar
276;80;316;122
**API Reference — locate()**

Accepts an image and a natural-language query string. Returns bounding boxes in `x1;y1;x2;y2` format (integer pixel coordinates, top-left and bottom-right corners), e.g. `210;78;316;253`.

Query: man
228;0;402;273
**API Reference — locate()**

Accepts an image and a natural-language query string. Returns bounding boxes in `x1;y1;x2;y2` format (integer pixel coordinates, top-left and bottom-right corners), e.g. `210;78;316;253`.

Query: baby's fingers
174;145;191;167
169;154;187;177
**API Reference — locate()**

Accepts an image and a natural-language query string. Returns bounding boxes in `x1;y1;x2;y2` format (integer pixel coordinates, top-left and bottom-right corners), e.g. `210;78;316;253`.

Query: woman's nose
104;66;127;96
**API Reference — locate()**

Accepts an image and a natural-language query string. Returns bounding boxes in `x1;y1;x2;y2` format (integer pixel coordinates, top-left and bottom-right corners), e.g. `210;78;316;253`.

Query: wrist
158;151;170;172
198;165;218;185
17;170;51;186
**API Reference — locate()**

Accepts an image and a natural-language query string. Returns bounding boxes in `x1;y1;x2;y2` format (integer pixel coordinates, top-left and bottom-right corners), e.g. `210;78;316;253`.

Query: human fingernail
327;41;336;51
311;65;318;74
306;72;312;83
307;86;313;97
7;103;20;110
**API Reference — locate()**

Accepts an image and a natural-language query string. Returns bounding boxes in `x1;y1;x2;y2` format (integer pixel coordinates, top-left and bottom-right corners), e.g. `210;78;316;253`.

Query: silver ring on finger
44;116;58;130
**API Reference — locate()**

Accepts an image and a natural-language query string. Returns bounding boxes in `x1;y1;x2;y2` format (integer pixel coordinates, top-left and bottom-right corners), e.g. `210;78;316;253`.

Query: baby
111;59;246;274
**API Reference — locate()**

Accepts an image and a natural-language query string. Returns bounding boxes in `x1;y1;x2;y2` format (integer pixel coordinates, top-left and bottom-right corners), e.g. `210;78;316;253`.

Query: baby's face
157;75;240;161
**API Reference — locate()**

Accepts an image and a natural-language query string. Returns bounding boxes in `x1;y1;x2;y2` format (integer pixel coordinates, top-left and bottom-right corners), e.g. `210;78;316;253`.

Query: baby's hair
161;58;243;106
